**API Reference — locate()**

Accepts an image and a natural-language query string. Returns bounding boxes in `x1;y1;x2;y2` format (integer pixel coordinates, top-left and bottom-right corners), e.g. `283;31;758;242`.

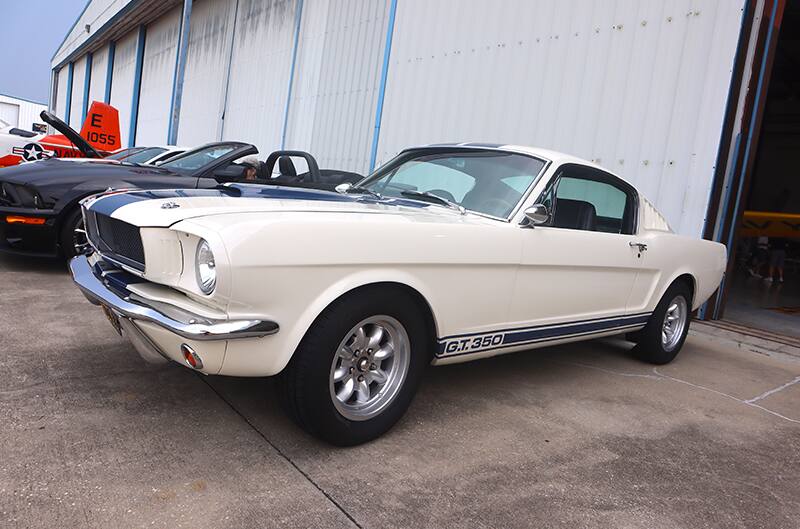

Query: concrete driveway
1;254;799;528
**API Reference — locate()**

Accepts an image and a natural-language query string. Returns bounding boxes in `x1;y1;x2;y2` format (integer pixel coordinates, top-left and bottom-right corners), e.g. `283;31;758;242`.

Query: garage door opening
707;0;799;340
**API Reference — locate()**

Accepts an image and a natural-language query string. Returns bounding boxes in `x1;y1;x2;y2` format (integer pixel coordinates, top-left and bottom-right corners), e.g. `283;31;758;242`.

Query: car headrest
553;198;597;231
278;156;297;177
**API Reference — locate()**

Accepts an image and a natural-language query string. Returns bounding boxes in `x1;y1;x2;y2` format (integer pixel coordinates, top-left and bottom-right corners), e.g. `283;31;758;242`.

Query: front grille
86;209;145;270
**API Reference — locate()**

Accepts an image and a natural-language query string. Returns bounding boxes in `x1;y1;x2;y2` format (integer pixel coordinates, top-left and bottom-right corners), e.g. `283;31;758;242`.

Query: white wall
69;55;89;129
219;0;298;154
88;44;111;106
376;0;746;236
177;0;236;147
0;95;47;131
284;0;391;173
136;6;182;145
109;29;140;147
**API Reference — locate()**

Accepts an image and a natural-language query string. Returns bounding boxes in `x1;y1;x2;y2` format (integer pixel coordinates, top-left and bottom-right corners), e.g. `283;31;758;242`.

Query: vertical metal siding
376;0;746;236
284;0;391;173
177;0;236;146
0;95;47;131
55;68;70;122
219;0;298;154
88;44;110;107
137;6;182;145
69;55;88;129
109;28;140;147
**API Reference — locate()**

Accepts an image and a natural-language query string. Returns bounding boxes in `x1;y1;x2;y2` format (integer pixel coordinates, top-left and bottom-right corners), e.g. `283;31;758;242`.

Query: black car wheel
277;287;430;446
60;209;89;259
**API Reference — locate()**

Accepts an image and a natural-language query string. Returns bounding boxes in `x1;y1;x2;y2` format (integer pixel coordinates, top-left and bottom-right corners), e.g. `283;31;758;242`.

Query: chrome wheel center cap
357;357;370;372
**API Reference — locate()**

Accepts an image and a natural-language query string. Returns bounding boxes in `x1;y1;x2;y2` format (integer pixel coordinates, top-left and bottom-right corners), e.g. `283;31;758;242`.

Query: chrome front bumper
69;255;279;341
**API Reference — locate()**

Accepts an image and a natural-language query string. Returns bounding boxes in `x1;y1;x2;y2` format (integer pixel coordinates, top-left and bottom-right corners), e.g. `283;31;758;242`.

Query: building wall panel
219;0;298;155
177;0;236;147
136;6;181;145
109;29;140;147
54;68;70;122
69;55;88;129
284;0;391;173
376;0;746;236
0;95;47;130
88;44;110;106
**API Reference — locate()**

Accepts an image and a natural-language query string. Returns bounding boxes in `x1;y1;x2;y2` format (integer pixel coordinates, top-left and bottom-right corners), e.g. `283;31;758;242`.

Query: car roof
411;142;619;179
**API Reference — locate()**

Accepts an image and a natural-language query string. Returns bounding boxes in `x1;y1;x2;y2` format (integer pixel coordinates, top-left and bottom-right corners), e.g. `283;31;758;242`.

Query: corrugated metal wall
50;0;747;236
219;0;298;151
0;95;47;131
137;7;182;145
284;0;391;172
376;0;746;236
69;55;88;129
176;0;236;146
109;29;140;147
54;68;70;122
88;45;110;106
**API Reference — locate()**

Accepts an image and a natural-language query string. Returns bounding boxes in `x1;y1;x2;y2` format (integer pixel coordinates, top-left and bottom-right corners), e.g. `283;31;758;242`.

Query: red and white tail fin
79;101;121;153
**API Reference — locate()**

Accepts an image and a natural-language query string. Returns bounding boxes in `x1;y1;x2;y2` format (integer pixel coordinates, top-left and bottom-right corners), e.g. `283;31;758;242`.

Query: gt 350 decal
436;313;652;358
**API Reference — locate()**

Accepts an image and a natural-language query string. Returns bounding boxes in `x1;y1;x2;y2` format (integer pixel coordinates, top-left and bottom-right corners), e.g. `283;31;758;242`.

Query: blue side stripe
437;313;651;357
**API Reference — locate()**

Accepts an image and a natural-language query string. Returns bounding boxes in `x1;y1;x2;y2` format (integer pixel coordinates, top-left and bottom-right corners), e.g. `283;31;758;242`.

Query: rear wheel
277;288;429;445
60;209;89;259
633;281;692;365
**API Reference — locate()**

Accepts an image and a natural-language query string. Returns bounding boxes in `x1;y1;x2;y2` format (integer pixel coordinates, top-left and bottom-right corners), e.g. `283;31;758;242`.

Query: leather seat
553;198;597;231
278;157;297;178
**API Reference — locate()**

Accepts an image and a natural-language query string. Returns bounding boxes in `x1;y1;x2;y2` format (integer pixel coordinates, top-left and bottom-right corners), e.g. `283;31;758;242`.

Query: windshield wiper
344;185;383;199
400;190;466;214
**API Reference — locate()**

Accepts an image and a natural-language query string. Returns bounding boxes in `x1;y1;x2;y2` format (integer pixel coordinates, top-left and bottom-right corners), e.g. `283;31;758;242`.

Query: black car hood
0;158;175;186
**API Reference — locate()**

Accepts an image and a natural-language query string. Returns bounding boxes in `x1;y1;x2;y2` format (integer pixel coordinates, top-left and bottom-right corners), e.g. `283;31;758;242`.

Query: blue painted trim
64;62;75;124
52;0;147;70
50;0;92;61
81;52;93;122
280;0;304;149
436;313;652;358
129;25;146;148
104;41;115;104
168;0;193;145
714;0;779;318
368;0;399;172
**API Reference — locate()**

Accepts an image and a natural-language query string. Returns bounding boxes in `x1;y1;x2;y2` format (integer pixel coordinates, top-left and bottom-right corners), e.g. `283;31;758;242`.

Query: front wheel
277;289;429;445
633;281;692;365
60;209;89;259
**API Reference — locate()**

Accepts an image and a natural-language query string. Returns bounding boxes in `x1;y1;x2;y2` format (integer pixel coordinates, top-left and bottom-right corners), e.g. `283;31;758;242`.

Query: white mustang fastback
71;144;726;445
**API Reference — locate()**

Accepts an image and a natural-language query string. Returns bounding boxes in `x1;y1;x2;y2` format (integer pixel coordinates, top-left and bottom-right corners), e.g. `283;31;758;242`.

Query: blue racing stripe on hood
89;185;431;215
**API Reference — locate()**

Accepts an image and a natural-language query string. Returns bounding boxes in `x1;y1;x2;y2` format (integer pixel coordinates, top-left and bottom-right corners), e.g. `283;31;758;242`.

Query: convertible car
70;144;727;445
0;138;360;257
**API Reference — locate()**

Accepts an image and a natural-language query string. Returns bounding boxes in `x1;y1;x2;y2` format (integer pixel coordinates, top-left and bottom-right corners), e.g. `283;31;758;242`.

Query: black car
0;113;360;258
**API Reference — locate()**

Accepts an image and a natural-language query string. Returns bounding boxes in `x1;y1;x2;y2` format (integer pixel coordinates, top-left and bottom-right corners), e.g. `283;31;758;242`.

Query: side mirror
523;204;549;227
335;182;353;194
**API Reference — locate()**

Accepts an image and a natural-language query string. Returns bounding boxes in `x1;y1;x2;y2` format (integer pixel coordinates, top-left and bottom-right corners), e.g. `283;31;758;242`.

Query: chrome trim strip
70;255;279;341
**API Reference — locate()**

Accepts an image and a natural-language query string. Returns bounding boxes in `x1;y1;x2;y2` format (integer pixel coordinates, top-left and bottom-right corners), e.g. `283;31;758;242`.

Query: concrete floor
1;254;799;529
725;268;800;339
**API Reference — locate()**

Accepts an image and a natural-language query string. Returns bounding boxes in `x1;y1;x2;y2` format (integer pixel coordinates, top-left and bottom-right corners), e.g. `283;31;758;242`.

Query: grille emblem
161;201;180;209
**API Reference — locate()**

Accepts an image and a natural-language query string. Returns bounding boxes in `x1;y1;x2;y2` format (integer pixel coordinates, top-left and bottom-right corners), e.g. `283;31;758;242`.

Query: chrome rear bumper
69;255;279;341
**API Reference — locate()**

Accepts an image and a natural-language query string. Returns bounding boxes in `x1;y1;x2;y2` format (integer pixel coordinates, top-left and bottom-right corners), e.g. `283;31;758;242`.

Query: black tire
59;208;86;259
632;281;692;365
277;287;430;446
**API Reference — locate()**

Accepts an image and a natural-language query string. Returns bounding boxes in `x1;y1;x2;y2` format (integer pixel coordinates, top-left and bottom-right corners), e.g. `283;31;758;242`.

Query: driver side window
541;165;636;235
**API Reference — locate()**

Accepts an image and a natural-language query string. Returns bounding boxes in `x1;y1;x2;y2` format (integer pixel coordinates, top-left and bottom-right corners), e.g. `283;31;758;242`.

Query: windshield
107;147;167;163
362;149;547;218
106;148;142;160
159;144;238;172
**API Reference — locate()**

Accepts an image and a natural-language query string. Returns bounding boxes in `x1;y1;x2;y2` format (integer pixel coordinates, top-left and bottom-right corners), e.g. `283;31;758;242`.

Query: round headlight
195;239;216;294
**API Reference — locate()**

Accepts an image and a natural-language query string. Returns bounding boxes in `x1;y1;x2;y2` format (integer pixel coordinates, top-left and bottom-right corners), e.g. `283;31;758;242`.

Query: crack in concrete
559;361;800;425
196;375;363;529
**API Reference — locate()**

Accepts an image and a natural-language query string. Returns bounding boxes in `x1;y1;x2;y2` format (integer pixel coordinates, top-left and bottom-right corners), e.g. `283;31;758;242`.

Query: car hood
87;185;469;227
0;157;174;186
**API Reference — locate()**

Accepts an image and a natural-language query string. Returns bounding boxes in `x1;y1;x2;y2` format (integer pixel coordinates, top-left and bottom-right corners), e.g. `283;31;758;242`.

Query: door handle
629;241;648;252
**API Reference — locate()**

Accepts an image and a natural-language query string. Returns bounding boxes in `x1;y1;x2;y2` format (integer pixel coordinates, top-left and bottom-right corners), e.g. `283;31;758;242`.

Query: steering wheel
478;198;514;217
